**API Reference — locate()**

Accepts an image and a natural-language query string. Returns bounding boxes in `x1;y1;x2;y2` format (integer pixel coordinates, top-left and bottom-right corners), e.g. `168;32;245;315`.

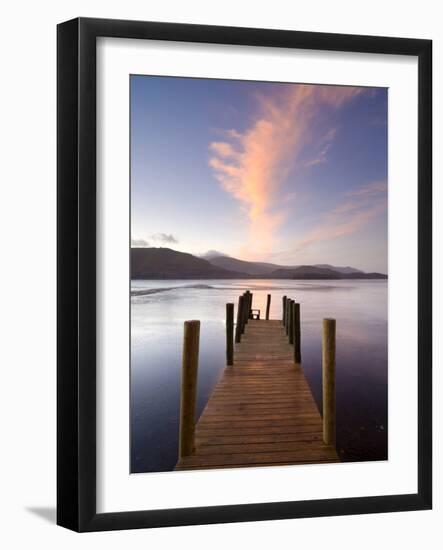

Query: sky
131;75;388;273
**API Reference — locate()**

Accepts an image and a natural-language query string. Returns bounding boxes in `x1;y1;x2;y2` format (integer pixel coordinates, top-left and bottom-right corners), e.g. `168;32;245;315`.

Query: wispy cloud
304;128;337;167
295;180;387;252
346;180;387;197
151;233;178;244
131;237;150;247
209;141;236;158
209;84;363;257
305;142;332;167
132;233;179;247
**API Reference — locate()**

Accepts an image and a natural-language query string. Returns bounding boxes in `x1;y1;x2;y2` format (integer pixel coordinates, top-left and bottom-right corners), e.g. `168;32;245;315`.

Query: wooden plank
200;411;321;420
196;441;334;455
177;449;338;468
175;318;339;470
176;459;339;471
198;422;323;432
194;424;325;436
195;433;323;445
203;403;319;412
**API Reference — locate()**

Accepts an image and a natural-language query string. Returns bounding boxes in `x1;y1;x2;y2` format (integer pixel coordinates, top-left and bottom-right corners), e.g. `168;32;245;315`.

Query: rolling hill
131;248;387;280
131;247;248;279
207;255;281;276
267;265;386;279
207;255;366;276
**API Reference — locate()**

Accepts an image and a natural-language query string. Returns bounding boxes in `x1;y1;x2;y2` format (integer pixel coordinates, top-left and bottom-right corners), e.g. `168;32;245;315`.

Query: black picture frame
57;17;432;532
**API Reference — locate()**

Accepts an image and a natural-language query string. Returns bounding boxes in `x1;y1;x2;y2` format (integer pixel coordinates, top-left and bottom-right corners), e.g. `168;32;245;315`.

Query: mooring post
235;295;245;343
266;294;271;320
179;320;200;459
243;292;248;325
288;299;294;344
244;291;252;322
241;292;248;333
322;318;336;446
248;292;253;319
285;299;291;336
293;302;301;363
226;303;234;366
282;295;287;326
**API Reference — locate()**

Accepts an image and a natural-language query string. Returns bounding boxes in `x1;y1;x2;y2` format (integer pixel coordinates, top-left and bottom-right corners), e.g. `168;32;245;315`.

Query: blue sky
131;75;387;272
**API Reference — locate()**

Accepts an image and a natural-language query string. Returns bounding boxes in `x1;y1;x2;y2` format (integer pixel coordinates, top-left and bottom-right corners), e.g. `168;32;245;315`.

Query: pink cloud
209;141;236;158
209;84;364;257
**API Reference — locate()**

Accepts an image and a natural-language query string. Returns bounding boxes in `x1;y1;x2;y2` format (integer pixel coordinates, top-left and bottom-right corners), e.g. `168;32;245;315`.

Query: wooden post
322;318;336;446
282;295;287;325
243;292;248;325
293;302;301;363
288;299;294;344
285;299;291;336
235;295;244;343
244;291;252;322
266;294;271;320
226;303;234;366
179;320;200;459
241;293;248;334
248;292;253;319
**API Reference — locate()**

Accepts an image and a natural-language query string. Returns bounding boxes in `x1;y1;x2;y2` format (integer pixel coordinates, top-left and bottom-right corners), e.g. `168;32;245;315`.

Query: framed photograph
57;17;432;531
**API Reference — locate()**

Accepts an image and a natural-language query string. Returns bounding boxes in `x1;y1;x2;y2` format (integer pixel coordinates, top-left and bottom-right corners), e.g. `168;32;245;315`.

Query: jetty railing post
285;298;290;336
226;303;234;366
241;292;248;334
266;294;271;320
293;302;301;363
244;291;252;322
285;299;291;336
235;295;245;343
282;295;287;325
288;299;294;344
179;320;200;459
322;318;336;446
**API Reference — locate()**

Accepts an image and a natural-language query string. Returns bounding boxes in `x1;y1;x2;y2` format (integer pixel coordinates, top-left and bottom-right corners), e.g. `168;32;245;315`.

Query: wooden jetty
175;295;339;471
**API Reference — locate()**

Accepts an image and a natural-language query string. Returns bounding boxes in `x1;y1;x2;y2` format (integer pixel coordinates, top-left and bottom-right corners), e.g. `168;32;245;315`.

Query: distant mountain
313;264;363;275
268;265;387;280
208;255;281;276
199;250;226;260
131;247;248;279
207;255;368;277
269;266;344;279
341;272;388;279
131;248;387;280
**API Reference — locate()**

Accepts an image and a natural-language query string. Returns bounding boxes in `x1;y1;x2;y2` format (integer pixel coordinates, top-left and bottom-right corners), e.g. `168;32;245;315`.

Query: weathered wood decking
176;319;339;470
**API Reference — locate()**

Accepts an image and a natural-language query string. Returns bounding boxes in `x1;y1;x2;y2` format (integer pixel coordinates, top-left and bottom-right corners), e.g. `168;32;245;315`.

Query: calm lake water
130;279;388;473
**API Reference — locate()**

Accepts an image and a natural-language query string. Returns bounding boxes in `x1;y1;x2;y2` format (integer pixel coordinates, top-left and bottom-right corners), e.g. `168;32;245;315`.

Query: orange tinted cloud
209;141;236;158
209;84;363;257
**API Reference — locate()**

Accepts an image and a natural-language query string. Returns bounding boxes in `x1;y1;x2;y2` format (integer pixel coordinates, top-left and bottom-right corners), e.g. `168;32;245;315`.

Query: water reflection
131;279;387;473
